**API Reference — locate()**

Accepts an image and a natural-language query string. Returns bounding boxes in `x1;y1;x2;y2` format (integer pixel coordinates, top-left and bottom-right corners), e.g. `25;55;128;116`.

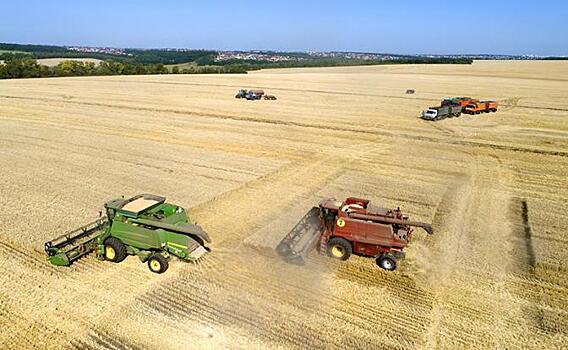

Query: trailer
483;100;498;112
276;197;433;270
45;194;210;273
441;97;476;109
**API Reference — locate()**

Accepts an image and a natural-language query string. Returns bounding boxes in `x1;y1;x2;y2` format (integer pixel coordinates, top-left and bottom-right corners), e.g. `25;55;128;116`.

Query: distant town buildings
214;51;405;62
64;46;549;61
67;46;132;56
215;51;303;62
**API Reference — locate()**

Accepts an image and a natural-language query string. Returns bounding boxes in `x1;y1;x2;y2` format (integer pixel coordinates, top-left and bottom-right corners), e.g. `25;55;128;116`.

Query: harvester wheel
376;254;397;271
103;237;127;263
327;238;352;261
147;253;169;274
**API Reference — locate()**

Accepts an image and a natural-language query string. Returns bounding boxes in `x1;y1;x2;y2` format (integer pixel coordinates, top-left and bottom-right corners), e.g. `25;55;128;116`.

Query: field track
0;60;567;349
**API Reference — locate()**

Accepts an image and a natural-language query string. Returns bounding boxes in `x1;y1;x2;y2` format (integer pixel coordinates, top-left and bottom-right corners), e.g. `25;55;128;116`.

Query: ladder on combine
318;229;332;255
44;218;108;266
276;207;323;265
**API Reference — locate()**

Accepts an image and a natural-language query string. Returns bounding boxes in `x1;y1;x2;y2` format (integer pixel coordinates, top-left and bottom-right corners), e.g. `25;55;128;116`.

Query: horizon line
1;42;565;58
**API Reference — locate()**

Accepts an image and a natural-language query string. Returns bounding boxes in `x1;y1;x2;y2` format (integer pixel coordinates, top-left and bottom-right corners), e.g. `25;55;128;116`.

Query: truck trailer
441;97;477;109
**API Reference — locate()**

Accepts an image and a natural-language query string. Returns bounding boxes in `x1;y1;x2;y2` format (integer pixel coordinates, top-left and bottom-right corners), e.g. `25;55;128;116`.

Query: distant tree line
0;43;474;80
0;57;251;79
0;43;217;64
0;58;165;79
0;56;474;80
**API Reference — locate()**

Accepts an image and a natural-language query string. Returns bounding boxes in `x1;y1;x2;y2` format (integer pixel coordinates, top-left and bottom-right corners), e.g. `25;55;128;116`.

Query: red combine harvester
276;197;433;270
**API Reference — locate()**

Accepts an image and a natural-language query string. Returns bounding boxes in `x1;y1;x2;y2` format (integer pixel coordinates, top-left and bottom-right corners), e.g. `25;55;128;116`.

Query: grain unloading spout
349;213;434;235
413;222;434;235
276;207;323;265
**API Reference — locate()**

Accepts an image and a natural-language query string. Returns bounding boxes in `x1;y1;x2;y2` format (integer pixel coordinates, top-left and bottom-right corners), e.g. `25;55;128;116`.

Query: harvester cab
276;197;433;271
44;194;210;273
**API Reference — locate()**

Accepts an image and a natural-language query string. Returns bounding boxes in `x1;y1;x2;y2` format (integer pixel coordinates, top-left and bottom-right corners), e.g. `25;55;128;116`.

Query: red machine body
318;197;419;258
276;197;433;270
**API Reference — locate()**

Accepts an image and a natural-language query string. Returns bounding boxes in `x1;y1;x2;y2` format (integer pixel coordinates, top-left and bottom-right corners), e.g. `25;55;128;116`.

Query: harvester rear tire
147;254;169;274
327;238;352;261
104;237;127;263
376;254;397;271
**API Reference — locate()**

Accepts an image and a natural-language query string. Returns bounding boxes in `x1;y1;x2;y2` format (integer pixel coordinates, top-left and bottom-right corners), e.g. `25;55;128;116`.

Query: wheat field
0;60;567;349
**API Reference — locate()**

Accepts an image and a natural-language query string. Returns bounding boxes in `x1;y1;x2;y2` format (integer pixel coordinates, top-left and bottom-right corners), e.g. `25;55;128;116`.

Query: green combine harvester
44;194;210;273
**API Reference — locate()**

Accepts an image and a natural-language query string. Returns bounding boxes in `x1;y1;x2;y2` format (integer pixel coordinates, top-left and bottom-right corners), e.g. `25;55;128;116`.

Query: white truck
421;105;462;121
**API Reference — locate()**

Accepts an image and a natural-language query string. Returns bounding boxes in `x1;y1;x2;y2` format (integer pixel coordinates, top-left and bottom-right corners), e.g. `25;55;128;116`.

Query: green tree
2;58;42;78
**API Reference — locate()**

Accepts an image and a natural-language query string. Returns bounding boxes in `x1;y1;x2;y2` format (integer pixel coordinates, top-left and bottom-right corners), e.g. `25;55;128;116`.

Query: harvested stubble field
0;60;567;349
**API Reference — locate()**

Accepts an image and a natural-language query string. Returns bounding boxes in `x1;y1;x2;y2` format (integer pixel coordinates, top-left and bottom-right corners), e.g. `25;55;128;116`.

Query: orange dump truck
464;100;498;114
485;100;498;112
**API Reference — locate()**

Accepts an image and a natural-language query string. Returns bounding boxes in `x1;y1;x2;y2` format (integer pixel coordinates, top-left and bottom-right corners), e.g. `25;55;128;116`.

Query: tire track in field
419;152;559;348
68;142;393;349
508;197;568;335
145;277;329;349
0;233;176;349
67;331;144;350
3;94;567;158
46;80;568;111
0;235;65;276
135;253;416;349
217;255;426;345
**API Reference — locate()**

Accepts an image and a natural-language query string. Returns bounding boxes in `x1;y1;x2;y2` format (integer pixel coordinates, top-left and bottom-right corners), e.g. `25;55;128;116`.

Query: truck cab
464;102;487;114
421;108;439;120
464;104;477;114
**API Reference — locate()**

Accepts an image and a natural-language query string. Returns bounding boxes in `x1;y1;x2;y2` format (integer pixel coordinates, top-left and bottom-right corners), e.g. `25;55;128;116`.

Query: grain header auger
276;197;433;271
44;194;211;274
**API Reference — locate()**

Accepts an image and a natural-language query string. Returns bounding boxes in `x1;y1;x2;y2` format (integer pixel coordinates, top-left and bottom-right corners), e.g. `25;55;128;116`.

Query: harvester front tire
147;254;169;274
327;238;352;261
376;254;397;271
104;237;127;263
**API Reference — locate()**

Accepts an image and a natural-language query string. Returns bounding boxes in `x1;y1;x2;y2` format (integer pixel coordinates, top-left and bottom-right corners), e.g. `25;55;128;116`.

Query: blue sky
1;0;567;55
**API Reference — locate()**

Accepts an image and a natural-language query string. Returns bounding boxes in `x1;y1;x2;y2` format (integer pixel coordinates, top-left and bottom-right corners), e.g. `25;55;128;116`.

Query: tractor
276;197;433;271
235;89;248;99
44;194;210;273
235;89;266;100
